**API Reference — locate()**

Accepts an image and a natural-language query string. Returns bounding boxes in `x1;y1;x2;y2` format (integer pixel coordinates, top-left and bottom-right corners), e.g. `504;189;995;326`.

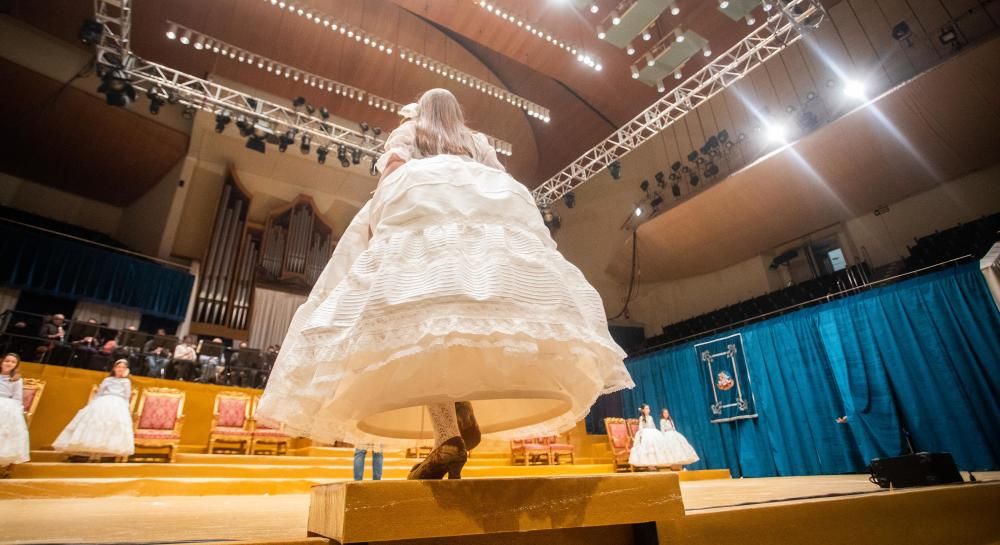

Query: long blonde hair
413;89;477;159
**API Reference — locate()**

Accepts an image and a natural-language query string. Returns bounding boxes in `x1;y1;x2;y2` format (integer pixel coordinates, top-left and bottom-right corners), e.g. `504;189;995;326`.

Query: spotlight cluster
261;0;550;121
477;1;601;72
165;21;515;157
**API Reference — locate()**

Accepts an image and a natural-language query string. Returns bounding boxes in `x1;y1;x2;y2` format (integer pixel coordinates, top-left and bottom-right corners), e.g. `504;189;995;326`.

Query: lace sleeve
375;122;415;173
473;132;505;172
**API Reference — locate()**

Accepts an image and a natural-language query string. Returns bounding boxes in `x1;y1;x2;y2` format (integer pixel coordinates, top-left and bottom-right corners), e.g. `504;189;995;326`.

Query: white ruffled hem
52;395;135;456
0;398;30;465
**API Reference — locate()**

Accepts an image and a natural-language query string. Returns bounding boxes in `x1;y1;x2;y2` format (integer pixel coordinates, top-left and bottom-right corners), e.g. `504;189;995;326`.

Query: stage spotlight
686;150;698;163
236;117;253;137
278;130;295;152
215;111;232;133
704;162;720;178
765;122;788;144
351;147;362;165
181;105;196;120
300;134;311;154
634;206;642;217
670;161;682;172
146;86;168;115
337;145;349;167
319;107;330;119
359;122;370;134
655;171;665;187
689;173;700;186
245;135;266;154
892;21;912;45
718;130;729;143
292;96;306;108
79;19;103;45
369;159;379;176
165;23;178;40
640;179;649;192
317;146;329;164
671;183;681;197
305;104;316;115
372;127;383;137
843;78;866;100
590;3;599;14
97;71;136;107
938;25;959;49
564;192;576;209
541;207;561;230
608;160;622;180
650;193;663;208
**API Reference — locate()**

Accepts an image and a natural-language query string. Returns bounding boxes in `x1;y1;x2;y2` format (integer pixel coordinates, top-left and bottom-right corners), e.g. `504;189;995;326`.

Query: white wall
624;164;1000;335
116;159;184;256
0;172;123;236
843;163;1000;268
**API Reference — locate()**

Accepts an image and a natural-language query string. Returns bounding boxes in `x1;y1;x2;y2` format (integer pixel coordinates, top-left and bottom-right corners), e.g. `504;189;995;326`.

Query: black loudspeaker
868;452;963;489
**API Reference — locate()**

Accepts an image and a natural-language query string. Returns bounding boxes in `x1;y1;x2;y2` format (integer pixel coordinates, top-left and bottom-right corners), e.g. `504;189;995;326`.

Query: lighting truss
530;0;827;206
92;0;512;159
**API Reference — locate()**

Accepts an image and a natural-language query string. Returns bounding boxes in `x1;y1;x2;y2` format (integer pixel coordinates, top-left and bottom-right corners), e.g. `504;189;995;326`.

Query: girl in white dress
628;403;671;469
53;359;134;459
259;89;633;479
659;408;699;469
0;353;30;474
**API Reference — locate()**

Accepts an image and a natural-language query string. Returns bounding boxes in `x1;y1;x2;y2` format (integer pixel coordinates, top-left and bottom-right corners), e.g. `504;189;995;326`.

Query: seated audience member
171;335;198;381
143;328;170;378
197;337;225;383
37;314;68;363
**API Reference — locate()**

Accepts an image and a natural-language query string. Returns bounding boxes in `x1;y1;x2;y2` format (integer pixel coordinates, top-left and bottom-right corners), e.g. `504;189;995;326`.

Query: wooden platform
307;473;684;543
4;473;997;545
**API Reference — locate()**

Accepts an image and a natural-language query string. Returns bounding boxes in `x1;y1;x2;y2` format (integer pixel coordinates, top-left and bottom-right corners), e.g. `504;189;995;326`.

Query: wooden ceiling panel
0;58;188;207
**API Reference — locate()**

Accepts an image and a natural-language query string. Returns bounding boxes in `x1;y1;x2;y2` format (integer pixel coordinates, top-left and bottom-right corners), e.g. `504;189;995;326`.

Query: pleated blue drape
0;222;194;321
588;263;1000;476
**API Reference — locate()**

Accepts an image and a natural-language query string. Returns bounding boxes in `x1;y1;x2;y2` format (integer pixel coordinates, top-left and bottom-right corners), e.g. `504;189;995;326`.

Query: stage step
308;473;685;544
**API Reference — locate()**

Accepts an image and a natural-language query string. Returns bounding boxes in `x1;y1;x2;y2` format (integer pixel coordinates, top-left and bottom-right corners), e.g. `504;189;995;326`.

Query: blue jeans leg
353;449;367;481
372;450;383;481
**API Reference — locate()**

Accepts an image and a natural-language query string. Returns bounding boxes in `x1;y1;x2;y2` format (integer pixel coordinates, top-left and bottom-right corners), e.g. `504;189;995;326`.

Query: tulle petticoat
52;395;135;456
258;155;633;445
661;430;699;466
0;398;30;465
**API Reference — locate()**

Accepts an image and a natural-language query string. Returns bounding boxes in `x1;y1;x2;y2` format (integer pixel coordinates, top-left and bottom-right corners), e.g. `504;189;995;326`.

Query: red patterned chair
546;435;576;465
22;378;45;426
208;392;253;454
249;395;290;455
133;387;185;462
604;417;633;472
625;418;640;440
510;438;551;465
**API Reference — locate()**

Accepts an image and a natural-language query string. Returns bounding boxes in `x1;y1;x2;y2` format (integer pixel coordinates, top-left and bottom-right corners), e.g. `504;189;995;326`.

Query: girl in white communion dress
258;88;634;479
659;408;699;470
53;359;135;459
0;353;29;475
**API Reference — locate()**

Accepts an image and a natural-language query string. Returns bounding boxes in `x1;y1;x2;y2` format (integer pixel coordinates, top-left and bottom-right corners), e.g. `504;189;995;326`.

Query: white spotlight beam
530;0;827;206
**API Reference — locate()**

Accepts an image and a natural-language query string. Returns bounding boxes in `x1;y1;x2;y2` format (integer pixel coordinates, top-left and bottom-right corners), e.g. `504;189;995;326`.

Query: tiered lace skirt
258;156;633;445
52;395;135;456
0;398;30;465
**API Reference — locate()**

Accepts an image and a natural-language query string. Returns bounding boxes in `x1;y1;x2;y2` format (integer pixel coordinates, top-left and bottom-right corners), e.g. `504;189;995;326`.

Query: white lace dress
258;122;633;445
0;376;29;465
659;418;699;466
53;377;134;456
628;416;671;467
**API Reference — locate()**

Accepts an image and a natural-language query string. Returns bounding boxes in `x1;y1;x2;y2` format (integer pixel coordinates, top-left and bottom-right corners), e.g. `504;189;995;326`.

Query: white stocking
428;402;460;448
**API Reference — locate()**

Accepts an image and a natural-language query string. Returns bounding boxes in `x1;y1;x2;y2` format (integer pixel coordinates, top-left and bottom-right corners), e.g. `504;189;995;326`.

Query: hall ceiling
4;0;826;187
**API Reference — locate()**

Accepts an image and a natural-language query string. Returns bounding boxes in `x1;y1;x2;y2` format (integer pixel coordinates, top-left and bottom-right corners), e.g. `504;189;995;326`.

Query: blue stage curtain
0;222;194;321
604;263;999;477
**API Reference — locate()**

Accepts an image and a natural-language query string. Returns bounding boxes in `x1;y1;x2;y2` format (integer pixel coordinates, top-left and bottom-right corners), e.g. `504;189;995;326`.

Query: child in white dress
628;403;671;469
259;89;633;480
53;359;135;459
0;353;30;474
659;408;699;469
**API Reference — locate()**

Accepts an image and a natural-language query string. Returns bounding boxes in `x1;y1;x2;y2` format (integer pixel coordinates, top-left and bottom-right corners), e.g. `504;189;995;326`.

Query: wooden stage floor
3;472;997;544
